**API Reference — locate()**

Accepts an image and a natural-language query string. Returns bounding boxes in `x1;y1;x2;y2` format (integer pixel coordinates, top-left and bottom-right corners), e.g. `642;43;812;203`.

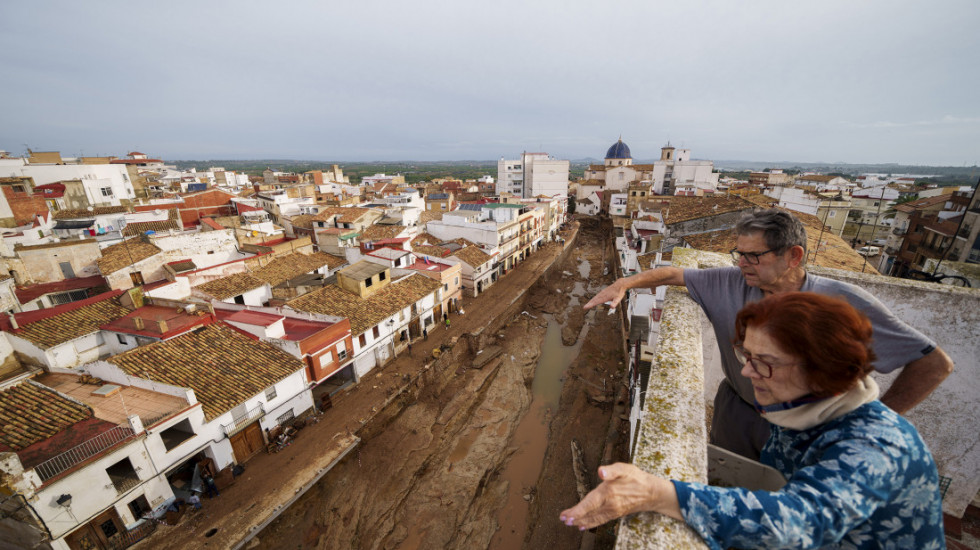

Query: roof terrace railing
34;425;136;483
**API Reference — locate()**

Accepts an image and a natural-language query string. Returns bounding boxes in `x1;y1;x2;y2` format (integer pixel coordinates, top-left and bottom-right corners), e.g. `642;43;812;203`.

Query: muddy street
253;218;626;550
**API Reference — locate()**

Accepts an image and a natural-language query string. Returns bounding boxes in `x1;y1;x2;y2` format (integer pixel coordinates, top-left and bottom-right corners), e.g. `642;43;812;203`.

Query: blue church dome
605;138;632;160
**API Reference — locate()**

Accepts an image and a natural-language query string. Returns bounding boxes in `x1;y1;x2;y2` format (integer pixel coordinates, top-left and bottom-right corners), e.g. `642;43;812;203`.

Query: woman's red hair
734;292;876;397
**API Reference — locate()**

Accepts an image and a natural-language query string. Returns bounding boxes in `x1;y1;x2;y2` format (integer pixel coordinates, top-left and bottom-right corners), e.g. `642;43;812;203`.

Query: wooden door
230;421;264;463
65;509;122;550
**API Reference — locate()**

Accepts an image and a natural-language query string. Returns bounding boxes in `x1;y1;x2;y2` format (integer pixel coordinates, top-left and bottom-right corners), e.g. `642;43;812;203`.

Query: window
336;340;348;360
159;418;195;452
101;187;113;197
379;271;386;281
105;457;139;493
265;386;277;401
365;277;373;288
372;326;380;339
117;334;128;345
444;283;449;292
277;409;295;425
828;211;836;218
454;277;459;285
359;334;367;347
11;184;25;193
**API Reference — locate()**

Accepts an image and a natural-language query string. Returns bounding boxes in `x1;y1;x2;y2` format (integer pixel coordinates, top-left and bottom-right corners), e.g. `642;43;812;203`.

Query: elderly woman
560;292;945;549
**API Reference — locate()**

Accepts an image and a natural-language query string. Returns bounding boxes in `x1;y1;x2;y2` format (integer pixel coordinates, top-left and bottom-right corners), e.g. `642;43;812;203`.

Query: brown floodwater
489;311;589;550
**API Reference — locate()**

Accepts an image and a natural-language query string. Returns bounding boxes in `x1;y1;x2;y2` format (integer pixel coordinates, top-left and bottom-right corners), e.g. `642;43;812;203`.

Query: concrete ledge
616;286;708;549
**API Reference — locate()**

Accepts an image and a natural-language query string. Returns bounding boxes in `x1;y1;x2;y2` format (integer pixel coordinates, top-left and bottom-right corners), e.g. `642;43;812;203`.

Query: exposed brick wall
1;183;49;227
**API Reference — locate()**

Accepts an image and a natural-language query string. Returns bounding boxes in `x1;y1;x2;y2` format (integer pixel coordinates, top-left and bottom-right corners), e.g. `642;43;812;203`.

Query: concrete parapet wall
616;285;709;549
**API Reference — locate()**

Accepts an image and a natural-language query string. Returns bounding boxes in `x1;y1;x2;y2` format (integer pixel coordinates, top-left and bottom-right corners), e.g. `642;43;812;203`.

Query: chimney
133;317;144;330
8;314;18;330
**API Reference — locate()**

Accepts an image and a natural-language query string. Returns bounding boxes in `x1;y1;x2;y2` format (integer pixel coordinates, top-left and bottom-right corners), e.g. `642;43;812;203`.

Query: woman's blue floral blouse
673;401;945;549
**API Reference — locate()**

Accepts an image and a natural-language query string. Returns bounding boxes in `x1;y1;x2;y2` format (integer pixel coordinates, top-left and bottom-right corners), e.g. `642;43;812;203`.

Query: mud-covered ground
252;218;626;550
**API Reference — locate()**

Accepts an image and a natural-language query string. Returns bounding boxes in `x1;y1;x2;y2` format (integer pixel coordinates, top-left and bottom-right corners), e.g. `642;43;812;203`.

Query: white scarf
761;376;879;431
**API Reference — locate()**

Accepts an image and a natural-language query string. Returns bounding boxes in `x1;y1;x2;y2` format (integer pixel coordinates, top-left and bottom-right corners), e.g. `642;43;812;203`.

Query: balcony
34;425;136;482
221;402;266;437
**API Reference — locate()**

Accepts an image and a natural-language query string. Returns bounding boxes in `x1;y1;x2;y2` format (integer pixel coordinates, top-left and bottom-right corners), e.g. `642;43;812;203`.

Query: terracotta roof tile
195;272;267;300
108;324;302;421
452;245;492;268
360;224;406;241
7;295;132;349
661;196;757;224
97;237;163;275
0;381;93;452
312;206;373;223
123;208;181;236
288;214;316;230
287;273;441;335
419;210;444;225
52;206;128;220
250;253;340;287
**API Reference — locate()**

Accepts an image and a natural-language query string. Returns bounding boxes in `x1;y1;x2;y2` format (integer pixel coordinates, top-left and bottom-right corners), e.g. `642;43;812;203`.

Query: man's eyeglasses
732;344;795;378
730;248;777;265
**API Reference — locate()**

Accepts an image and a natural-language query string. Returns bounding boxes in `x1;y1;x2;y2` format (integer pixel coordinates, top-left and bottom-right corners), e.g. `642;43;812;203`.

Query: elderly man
586;208;953;459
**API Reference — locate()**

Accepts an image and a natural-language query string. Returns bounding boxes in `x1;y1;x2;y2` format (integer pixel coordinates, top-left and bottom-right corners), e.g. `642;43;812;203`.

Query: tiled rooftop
108;324;303;421
36;373;188;427
661;196;757;224
122;207;181;236
360;224;406;241
52;206;128;220
195;272;267;300
313;206;373;224
288;273;441;335
452;245;492;268
6;294;132;349
250;252;340;287
97;237;163;275
0;380;92;452
288;214;316;230
419;210;444;225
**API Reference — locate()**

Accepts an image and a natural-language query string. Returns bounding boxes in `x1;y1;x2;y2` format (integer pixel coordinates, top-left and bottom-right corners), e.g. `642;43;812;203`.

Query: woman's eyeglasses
732;344;795;378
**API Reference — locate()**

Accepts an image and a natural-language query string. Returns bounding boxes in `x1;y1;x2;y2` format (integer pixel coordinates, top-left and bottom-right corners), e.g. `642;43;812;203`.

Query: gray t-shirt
683;267;937;405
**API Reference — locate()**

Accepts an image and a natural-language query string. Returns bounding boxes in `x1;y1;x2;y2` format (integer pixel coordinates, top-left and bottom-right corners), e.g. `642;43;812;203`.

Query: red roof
1;289;125;331
217;309;334;341
14;276;106;304
100;305;215;339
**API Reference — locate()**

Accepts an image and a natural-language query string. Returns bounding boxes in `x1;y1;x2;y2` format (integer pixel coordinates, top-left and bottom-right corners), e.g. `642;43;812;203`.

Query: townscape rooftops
288;214;316;230
452;245;492;268
661;196;757;224
287;273;441;335
195;272;266;300
52;206;128;220
108;323;303;421
313;206;374;223
894;194;950;213
360;224;407;241
97;237;163;275
0;380;93;453
250;252;339;287
123;207;181;236
419;210;444;225
6;292;132;349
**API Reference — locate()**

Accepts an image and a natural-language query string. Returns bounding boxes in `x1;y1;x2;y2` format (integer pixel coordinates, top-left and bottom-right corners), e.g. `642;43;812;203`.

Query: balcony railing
34;426;136;482
221;403;266;437
110;475;141;495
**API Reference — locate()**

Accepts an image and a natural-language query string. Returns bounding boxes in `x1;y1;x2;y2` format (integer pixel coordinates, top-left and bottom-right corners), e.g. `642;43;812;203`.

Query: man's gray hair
734;208;808;257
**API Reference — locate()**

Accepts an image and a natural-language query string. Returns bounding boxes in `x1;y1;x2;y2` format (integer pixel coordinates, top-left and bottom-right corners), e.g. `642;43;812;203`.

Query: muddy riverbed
253;218;626;550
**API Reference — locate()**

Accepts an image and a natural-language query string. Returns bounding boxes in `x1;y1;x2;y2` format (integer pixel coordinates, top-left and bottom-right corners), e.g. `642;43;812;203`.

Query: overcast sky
2;1;978;165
